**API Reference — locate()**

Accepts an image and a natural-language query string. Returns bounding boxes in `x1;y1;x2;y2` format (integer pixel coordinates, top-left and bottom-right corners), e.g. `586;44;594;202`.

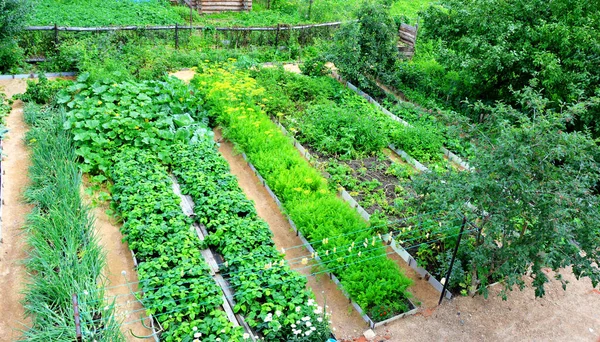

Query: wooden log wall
182;0;252;14
398;23;418;59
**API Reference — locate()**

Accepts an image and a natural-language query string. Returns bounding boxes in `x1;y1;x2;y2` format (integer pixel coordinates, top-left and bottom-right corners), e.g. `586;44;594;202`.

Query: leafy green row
61;73;210;174
110;147;243;342
171;141;331;341
22;104;122;341
252;67;445;163
192;64;413;320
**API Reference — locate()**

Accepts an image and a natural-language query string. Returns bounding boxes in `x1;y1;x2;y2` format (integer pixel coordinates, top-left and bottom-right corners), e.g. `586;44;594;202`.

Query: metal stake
438;216;467;305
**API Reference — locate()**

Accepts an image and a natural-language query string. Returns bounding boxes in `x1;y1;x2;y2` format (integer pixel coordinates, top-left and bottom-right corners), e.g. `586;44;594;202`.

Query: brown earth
0;79;32;342
345;269;600;342
215;128;370;339
81;180;155;342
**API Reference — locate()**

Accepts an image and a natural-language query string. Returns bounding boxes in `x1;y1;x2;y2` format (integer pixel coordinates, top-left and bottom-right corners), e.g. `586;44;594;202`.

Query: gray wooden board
214;275;256;340
171;175;195;216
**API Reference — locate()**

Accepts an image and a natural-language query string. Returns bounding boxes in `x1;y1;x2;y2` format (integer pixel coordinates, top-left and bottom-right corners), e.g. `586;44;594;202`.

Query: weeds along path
0;79;32;341
81;179;155;342
215;129;369;340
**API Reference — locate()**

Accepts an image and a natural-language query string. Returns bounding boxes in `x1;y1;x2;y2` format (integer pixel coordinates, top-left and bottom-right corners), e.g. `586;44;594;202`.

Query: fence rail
24;21;353;33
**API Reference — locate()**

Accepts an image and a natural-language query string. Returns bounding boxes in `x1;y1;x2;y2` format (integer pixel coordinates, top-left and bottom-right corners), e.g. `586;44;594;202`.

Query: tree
421;0;600;131
411;88;600;297
0;0;29;73
330;1;398;89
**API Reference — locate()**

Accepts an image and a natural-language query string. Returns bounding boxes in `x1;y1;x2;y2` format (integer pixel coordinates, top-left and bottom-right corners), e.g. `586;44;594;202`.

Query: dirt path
82;181;155;342
369;270;600;342
215;129;369;339
0;79;32;342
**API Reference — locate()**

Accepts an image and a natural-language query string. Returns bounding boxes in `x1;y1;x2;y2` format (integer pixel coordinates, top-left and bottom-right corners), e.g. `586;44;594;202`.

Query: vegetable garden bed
238;149;420;328
192;63;417;323
241;65;470;296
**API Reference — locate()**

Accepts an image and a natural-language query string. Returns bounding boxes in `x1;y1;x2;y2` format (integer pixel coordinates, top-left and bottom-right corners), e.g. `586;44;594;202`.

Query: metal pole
72;293;83;342
438;216;467;305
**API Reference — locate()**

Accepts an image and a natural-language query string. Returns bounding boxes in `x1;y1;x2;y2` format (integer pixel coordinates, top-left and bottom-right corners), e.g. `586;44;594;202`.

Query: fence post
274;23;281;47
175;23;179;49
438;216;467;305
72;293;83;342
53;24;59;49
308;0;314;20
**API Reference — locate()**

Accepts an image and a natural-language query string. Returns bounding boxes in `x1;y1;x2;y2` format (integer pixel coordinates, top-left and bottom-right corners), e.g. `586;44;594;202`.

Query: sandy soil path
215;129;369;339
368;270;600;342
82;181;155;342
0;79;32;342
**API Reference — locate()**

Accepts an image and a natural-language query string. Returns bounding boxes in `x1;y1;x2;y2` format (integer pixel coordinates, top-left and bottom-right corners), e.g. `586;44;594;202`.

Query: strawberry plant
171;141;331;341
110;147;244;341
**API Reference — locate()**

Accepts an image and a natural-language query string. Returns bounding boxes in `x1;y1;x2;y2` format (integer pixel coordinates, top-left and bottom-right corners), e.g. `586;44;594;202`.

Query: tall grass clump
21;103;122;341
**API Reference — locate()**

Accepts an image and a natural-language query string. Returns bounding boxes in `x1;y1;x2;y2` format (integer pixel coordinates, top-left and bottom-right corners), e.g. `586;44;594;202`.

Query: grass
22;103;122;341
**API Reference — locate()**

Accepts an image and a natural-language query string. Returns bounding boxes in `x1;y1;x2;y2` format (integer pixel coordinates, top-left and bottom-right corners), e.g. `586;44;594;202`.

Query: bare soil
350;269;600;342
81;180;154;342
215;129;370;339
0;79;31;342
169;69;196;84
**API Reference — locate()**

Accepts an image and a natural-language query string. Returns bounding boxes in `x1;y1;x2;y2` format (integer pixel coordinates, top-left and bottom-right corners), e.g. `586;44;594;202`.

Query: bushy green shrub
297;101;389;158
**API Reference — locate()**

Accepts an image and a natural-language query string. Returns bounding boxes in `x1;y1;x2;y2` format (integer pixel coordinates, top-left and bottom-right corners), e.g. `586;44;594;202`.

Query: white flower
243;333;250;340
295;307;301;312
293;329;300;335
307;299;314;306
314;308;321;314
194;332;201;338
302;316;310;321
311;327;316;331
216;338;221;341
193;339;200;342
264;314;273;322
83;290;89;295
103;306;109;311
305;321;312;327
305;330;312;336
275;310;282;317
221;329;225;333
291;324;296;328
192;327;198;331
317;317;323;322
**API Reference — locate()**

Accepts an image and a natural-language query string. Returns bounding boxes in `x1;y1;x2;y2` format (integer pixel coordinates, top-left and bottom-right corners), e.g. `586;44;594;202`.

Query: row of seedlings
191;63;415;325
171;141;332;341
110;147;246;341
249;67;467;295
21;103;122;340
